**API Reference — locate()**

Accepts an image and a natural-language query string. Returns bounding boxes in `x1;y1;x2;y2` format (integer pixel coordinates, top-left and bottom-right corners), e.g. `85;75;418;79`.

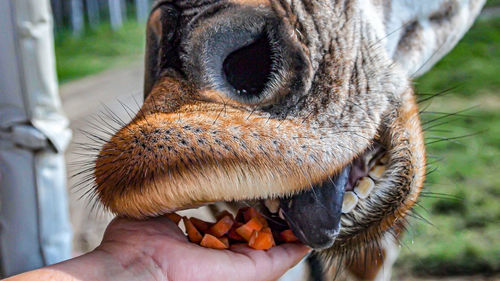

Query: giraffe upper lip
278;165;351;249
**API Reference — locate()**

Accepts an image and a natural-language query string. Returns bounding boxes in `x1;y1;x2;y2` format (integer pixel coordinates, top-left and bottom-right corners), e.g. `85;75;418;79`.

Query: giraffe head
93;0;484;256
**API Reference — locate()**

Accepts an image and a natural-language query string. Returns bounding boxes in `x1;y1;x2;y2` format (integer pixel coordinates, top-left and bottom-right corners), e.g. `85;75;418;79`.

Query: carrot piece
243;207;259;221
280;229;299;243
190;217;213;233
200;234;229;249
260;227;275;247
165;213;181;224
219;236;230;248
261;227;272;234
227;222;245;241
249;229;275;250
208;215;234;237
183;217;203;243
248;230;258;247
243;207;268;226
236;217;264;241
228;227;245;241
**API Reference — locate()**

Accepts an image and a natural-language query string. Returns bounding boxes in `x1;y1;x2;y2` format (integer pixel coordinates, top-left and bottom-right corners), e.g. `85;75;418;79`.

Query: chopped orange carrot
243;207;268;226
248;231;258;246
165;213;181;224
190;217;212;233
208;215;234;237
280;229;299;243
236;217;264;241
228;222;245;241
261;227;272;234
178;208;301;250
200;234;229;249
243;207;259;221
249;229;275;250
183;217;203;243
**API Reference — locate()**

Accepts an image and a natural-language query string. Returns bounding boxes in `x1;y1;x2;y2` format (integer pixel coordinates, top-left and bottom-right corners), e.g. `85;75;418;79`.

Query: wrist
90;245;166;281
50;250;127;281
5;251;118;281
45;248;164;281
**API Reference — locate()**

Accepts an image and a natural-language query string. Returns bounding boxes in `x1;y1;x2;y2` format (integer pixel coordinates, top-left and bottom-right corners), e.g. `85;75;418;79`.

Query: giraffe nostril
223;34;274;98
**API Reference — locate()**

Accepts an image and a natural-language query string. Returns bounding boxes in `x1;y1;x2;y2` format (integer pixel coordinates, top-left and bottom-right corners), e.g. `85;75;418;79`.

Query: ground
58;10;500;280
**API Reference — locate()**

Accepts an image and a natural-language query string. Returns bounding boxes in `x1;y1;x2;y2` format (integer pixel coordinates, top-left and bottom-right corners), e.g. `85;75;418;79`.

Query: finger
104;215;188;243
230;243;311;281
260;244;311;281
231;243;309;260
229;243;253;253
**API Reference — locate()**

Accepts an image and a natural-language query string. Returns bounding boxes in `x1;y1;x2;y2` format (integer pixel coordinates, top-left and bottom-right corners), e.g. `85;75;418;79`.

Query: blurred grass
486;0;500;7
396;15;500;276
54;21;145;83
413;16;500;97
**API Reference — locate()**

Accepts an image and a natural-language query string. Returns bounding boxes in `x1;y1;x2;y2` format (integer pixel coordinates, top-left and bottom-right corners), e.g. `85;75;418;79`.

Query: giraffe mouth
222;143;387;249
93;74;423;253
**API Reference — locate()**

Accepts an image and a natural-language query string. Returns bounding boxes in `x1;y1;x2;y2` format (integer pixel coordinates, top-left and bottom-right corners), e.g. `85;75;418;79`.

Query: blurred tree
70;0;84;36
86;0;100;29
135;0;149;22
121;0;127;22
51;0;64;28
108;0;123;30
51;0;153;35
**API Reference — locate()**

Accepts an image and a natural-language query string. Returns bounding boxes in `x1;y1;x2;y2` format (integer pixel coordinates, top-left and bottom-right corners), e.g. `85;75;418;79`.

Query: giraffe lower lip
278;165;351;249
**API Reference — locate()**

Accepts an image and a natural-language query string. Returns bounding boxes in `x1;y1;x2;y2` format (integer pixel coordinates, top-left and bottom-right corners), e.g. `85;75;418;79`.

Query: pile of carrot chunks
166;207;299;250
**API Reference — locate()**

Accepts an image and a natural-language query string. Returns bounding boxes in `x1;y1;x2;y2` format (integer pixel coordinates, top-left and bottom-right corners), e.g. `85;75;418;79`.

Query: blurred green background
54;1;500;278
396;12;500;277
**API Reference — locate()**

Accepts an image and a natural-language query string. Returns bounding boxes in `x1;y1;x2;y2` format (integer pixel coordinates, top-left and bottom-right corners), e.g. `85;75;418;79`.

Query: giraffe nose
183;5;275;102
222;33;274;98
181;3;310;106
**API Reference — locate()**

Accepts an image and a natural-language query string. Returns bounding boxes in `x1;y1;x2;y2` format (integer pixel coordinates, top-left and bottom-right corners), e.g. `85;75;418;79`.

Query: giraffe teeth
354;177;375;199
278;208;286;220
342;191;358;213
369;165;386;180
264;199;280;214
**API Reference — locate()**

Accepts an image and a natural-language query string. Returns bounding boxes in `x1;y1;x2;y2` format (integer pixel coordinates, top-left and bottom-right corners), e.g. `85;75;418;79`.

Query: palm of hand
97;216;309;281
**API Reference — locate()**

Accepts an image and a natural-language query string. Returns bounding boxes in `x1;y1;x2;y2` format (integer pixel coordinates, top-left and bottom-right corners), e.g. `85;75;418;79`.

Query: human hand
95;216;310;281
8;215;310;281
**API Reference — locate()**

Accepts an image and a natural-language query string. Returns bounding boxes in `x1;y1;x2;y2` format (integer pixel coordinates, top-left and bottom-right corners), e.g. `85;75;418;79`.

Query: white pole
0;0;72;277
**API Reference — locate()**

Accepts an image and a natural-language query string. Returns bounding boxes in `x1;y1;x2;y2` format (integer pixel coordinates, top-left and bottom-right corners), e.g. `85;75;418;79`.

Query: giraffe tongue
279;165;350;249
